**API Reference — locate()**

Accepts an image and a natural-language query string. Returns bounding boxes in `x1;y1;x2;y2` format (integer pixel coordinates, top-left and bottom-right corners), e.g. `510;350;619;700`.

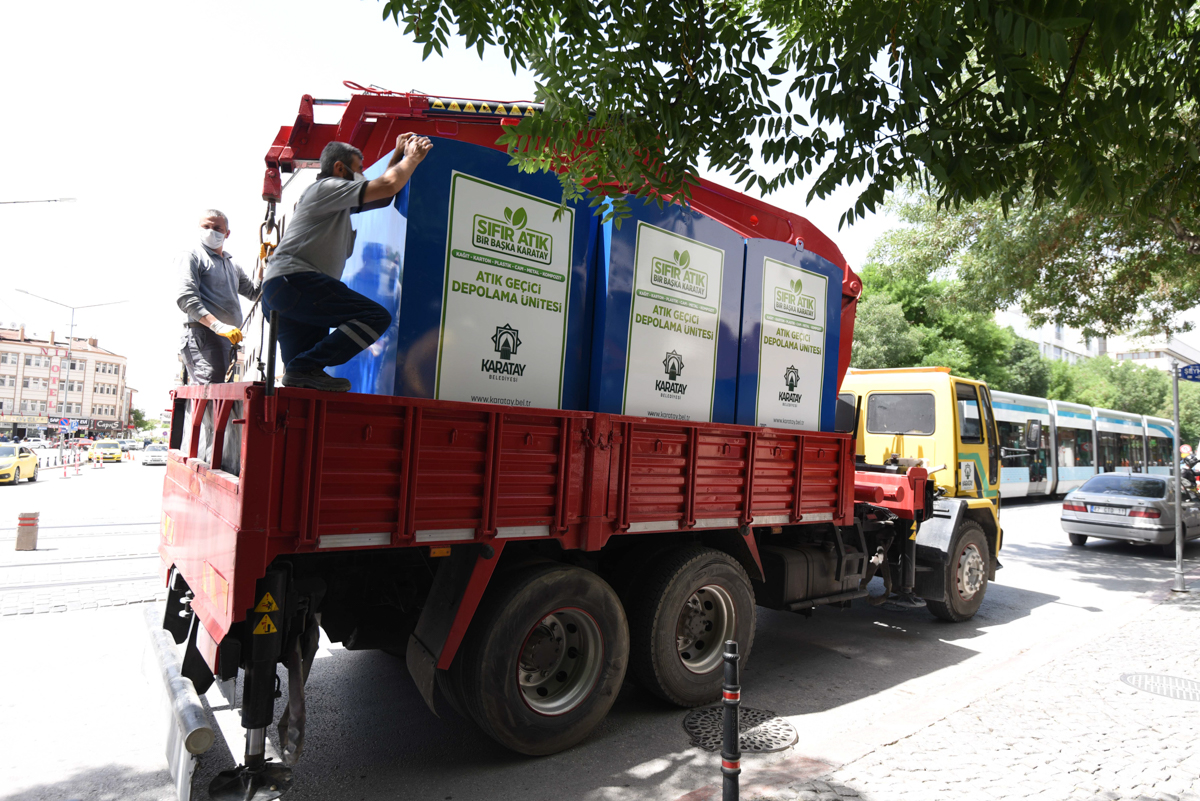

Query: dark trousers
262;273;392;373
180;325;232;384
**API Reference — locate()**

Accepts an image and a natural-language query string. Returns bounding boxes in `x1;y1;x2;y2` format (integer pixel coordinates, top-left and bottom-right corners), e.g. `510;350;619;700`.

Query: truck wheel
627;545;756;707
927;520;989;623
452;562;628;756
1068;533;1088;546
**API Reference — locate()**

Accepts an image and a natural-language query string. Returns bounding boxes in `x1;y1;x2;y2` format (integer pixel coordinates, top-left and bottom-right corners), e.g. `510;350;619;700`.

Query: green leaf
512;207;528;229
679;250;691;268
504;207;513;223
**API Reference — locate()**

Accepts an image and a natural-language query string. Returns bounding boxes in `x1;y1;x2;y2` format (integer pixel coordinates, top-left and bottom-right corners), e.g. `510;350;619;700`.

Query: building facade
993;310;1106;364
1104;334;1200;371
0;325;133;440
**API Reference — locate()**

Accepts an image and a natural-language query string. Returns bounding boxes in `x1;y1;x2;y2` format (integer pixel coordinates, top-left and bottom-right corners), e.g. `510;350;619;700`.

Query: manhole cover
1120;673;1200;701
683;706;798;753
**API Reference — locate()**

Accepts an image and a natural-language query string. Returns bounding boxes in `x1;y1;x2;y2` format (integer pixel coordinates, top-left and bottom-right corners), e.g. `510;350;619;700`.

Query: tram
991;390;1179;499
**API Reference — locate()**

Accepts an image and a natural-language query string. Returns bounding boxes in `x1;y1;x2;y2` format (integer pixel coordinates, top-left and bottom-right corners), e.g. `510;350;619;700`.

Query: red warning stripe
723;690;740;701
722;759;740;771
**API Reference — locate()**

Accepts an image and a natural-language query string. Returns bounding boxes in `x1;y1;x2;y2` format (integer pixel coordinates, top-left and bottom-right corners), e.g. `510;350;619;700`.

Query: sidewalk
733;581;1200;801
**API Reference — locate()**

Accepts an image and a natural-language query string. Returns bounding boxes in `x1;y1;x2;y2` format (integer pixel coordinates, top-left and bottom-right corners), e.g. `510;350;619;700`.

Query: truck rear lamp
429;546;452;557
1062;502;1086;513
1129;508;1161;519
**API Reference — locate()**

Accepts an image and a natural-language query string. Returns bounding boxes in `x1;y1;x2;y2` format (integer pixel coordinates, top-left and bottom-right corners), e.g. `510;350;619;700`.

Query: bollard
16;512;39;551
722;640;741;801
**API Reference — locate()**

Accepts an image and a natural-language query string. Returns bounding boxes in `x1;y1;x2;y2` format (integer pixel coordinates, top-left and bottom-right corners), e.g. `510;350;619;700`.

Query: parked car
0;444;39;484
142;444;168;466
22;438;50;449
87;440;123;463
1061;473;1200;558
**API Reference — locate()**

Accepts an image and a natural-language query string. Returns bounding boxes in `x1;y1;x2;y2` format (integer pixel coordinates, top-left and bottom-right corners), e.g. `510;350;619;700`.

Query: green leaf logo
790;277;803;295
511;207;528;230
678;250;691;268
503;207;514;223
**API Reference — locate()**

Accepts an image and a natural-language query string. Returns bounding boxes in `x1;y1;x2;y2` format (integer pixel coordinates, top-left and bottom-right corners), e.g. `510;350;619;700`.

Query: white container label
435;172;574;408
622;222;724;421
755;257;828;430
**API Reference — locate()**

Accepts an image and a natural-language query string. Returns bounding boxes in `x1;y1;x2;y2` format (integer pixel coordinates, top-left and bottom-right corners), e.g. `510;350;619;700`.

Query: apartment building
0;325;132;440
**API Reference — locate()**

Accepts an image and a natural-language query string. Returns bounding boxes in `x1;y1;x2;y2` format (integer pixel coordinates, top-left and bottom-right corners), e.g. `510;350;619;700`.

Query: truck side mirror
1025;419;1042;450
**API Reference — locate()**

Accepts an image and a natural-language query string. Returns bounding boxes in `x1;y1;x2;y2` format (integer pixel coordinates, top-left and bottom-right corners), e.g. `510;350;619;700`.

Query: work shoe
281;369;352;392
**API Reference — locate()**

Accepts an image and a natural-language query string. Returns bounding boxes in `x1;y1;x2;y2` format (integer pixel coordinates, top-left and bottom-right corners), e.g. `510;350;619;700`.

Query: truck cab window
955;383;984;444
866;393;935;435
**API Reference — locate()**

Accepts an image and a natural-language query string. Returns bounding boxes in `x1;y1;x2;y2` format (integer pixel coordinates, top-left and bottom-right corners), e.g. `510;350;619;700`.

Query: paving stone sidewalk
759;589;1200;801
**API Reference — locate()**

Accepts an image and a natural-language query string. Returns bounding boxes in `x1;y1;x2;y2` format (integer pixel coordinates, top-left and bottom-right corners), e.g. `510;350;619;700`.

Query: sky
0;1;922;414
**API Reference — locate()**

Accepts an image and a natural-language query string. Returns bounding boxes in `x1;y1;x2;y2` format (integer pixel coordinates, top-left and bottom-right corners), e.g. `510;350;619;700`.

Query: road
0;464;1195;801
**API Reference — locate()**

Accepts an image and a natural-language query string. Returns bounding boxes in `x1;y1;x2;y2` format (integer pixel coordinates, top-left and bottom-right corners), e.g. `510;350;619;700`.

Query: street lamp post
16;290;126;463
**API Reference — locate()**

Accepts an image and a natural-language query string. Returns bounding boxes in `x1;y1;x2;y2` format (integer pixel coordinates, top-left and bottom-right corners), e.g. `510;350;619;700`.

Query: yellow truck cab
841;367;1013;621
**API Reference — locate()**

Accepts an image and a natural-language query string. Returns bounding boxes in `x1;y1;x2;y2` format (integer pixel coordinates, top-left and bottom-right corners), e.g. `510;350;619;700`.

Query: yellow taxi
0;443;39;484
88;439;124;463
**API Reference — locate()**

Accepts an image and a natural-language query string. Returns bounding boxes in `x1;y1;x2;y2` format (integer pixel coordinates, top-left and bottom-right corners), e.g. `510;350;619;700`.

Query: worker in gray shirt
263;133;432;391
176;209;261;383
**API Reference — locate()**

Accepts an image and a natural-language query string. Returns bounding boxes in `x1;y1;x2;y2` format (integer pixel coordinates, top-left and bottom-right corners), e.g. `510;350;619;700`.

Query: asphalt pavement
0;468;1196;801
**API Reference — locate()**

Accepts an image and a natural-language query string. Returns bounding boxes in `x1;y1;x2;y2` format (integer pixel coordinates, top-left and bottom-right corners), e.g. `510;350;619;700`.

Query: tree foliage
130;408;155;432
381;0;1200;231
868;189;1200;336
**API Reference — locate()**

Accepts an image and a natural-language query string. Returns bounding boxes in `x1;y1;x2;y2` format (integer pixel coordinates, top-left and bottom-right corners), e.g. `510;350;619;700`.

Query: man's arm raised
362;134;434;205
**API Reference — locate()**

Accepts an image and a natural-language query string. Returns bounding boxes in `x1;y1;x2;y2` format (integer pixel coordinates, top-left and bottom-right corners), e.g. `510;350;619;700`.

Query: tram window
1119;433;1144;472
866;393;935;435
998;421;1029;467
1058;427;1094;467
1098;432;1117;472
1147;436;1173;467
955;384;983;443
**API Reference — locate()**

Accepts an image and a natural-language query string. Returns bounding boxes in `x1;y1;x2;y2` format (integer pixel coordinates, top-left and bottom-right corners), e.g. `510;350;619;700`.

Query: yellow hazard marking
495;104;507;115
431;99;445;109
253;615;278;635
254;592;279;613
464;101;476;113
448;100;460;112
524;106;536;116
479;102;491;114
202;562;230;615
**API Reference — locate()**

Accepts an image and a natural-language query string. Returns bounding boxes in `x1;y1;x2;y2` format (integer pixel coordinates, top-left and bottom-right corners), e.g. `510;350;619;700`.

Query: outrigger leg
210;569;293;801
888;524;927;609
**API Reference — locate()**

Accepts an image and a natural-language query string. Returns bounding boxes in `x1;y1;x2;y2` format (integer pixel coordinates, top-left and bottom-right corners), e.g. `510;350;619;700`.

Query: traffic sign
1180;364;1200;381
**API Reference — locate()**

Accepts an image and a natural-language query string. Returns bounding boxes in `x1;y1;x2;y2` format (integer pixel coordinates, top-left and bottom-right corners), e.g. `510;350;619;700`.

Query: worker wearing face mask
262;134;432;391
176;210;262;384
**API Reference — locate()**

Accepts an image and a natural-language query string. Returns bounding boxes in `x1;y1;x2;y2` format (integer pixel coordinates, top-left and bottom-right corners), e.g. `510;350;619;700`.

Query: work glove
209;320;244;346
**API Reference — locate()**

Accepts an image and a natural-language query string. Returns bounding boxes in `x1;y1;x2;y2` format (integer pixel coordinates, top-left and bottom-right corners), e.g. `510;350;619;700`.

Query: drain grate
1120;673;1200;701
683;706;798;753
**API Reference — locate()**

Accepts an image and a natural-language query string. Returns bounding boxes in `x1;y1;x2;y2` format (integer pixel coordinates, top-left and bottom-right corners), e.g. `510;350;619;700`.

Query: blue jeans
262;273;392;373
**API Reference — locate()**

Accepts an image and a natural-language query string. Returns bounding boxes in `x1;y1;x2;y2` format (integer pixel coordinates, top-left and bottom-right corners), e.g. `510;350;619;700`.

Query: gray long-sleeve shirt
176;243;260;327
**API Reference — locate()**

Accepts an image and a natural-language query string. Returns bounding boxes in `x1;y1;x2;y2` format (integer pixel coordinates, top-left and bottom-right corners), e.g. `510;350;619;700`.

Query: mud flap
277;612;321;766
406;543;503;716
913;498;968;602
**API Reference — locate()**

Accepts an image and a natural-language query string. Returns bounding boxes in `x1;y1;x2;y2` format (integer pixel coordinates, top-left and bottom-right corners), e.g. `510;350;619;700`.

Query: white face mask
352;171;366;183
201;228;226;249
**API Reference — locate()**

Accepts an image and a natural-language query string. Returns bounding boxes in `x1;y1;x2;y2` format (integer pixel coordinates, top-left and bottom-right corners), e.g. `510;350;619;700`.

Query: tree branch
1149;213;1200;255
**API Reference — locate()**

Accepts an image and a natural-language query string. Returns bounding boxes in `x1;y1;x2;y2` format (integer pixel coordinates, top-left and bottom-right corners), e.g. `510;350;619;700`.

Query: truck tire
452;562;628;756
927;520;989;623
627;545;756;707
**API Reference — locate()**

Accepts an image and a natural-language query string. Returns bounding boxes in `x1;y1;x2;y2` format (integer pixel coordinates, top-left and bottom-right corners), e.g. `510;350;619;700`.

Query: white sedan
142;444;168;466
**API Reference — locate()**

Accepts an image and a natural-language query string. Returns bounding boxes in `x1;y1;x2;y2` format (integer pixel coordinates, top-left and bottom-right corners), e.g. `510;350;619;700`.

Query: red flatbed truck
155;88;972;800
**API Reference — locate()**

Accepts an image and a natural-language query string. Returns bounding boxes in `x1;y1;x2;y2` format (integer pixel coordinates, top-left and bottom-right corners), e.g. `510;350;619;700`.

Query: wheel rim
517;608;603;716
676;584;736;674
956;543;986;600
